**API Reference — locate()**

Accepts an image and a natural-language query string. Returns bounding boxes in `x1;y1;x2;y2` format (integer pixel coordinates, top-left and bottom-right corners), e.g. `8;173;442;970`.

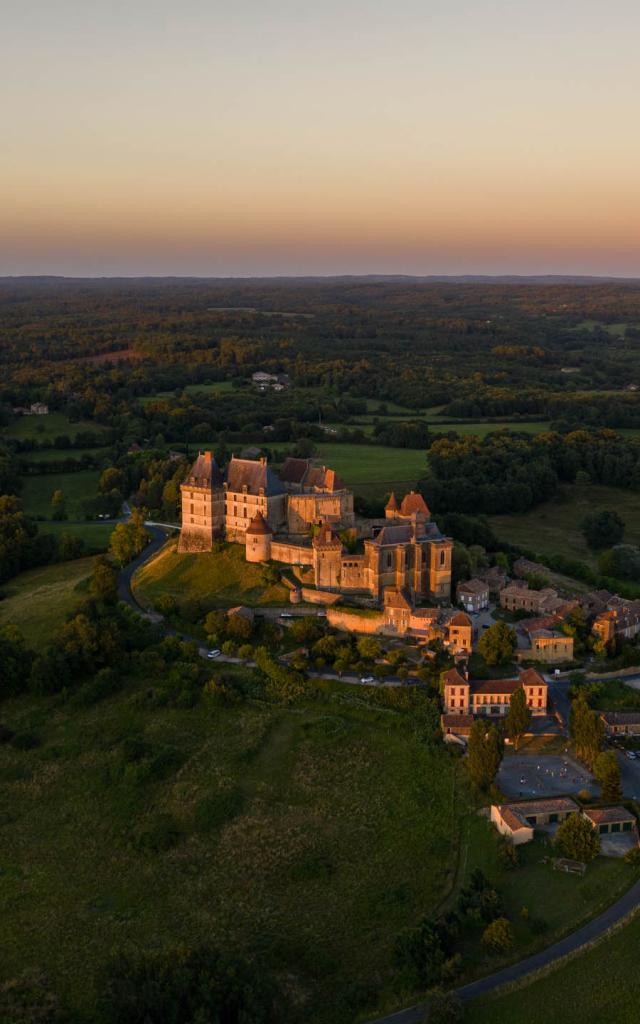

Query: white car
625;750;637;760
360;675;375;684
207;649;221;660
279;612;293;619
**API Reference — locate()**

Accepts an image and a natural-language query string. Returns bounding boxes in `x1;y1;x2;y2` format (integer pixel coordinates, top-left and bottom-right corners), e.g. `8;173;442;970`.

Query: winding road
118;528;640;1022
366;878;640;1023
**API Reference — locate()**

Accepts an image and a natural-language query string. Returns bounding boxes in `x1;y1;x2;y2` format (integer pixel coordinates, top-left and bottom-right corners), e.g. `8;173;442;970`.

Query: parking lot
498;755;598;799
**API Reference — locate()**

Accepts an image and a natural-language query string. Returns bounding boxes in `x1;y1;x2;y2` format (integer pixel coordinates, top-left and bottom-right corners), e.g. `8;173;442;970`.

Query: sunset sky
3;0;639;277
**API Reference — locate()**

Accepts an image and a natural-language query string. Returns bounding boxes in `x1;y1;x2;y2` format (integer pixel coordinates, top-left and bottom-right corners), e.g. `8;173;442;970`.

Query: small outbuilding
582;806;637;836
491;797;579;845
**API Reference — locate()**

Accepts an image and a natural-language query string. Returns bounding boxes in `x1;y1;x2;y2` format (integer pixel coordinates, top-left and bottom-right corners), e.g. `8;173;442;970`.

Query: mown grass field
19;446;111;464
38;521;116;551
132;538;290;610
0;681;461;1024
2;412;106;442
19;468;101;520
489;483;640;568
0;557;95;644
310;443;427;499
466;908;640;1024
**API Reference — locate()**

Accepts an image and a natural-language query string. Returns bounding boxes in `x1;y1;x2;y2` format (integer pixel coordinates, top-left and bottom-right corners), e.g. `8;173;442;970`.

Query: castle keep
179;452;452;606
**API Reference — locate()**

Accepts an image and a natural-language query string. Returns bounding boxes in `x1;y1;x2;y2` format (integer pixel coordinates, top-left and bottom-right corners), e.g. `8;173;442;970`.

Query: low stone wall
270;541;313;566
327;607;385;634
300;587;343;606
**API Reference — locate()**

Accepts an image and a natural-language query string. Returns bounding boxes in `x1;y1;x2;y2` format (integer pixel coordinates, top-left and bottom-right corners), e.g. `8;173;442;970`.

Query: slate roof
184;451;224;487
225;456;285;496
246;512;272;535
371;524;413;546
600;711;640;726
279;457;310;485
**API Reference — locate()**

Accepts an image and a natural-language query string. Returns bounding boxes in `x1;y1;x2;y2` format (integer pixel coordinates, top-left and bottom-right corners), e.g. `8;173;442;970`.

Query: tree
504;686;531;751
481;917;513;953
555;812;600;862
109;512;149;567
90;555;119;604
97;945;280;1024
593;750;623;803
467;720;503;790
569;693;604;768
477;621;516;667
356;636;381;661
425;989;464;1024
0;624;32;698
598;544;640;582
50;489;66;521
581;510;624;550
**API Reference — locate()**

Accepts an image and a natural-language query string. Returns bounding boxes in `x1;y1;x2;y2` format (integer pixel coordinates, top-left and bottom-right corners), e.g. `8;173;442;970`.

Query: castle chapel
179;452;452;604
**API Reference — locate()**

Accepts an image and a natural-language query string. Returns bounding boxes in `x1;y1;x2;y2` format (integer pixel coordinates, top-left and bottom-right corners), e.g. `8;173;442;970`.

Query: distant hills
1;274;639;286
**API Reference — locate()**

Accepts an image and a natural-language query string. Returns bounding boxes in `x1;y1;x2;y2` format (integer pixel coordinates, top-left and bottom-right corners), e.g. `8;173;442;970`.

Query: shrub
131;812;183;853
11;731;41;750
194;790;244;833
482;917;513;953
425;989;464;1024
624;846;640;866
97;945;281;1024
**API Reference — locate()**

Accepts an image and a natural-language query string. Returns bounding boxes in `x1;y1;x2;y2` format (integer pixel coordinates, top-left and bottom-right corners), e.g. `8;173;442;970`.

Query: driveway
616;749;640;800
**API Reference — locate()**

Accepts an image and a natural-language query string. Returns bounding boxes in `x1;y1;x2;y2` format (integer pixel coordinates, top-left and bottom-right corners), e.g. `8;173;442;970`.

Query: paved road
117;528;411;687
366;878;640;1023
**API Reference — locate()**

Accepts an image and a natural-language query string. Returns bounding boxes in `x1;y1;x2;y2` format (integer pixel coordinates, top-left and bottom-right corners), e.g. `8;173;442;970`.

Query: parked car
360;675;375;684
207;649;221;660
626;750;637;760
279;612;293;619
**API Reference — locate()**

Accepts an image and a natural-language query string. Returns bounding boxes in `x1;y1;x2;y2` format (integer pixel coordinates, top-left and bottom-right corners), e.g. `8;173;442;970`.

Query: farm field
0;557;95;644
309;443;427;499
132;538;290;610
0;682;461;1024
19;446;111;464
140;380;237;403
489;483;640;569
2;412;107;443
466;908;640;1024
38;520;116;551
19;469;101;520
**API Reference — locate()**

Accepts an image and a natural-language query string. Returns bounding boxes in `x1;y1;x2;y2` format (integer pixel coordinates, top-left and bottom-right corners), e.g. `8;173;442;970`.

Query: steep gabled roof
442;668;468;688
225;456;285;496
184;451;224;487
448;611;472;627
385;492;399;511
305;464;346;492
518;667;547;688
279;457;311;485
312;523;341;549
384;586;412;610
400;491;430;516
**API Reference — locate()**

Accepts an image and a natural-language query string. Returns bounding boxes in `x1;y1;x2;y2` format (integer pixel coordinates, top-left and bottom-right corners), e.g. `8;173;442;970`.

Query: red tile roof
400;491;430;516
583;806;636;825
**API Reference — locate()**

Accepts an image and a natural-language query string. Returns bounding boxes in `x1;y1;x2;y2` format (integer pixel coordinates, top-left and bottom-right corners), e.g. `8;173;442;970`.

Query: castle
178;452;453;605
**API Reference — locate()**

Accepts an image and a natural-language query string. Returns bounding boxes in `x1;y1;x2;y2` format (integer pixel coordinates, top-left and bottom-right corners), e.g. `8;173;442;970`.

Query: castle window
440;550;445;566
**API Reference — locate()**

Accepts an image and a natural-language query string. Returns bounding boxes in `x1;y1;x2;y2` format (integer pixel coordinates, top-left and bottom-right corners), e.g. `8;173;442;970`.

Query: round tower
245;512;273;562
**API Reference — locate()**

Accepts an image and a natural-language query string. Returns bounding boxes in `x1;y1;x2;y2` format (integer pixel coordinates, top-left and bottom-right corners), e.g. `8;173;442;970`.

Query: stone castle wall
270;541;314;566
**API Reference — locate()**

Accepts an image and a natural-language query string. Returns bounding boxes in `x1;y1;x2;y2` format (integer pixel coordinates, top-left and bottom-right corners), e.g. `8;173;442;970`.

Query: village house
476;565;508;597
491;798;579;845
30;401;49;415
499;580;568;616
518;627;574;664
179;451;453;608
456;578;490;612
442;666;547;718
599;711;640;737
592;597;640;646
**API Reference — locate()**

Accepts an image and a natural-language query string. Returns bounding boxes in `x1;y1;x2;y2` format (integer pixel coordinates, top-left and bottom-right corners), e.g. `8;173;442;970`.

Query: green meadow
0;557;95;644
19;469;101;520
